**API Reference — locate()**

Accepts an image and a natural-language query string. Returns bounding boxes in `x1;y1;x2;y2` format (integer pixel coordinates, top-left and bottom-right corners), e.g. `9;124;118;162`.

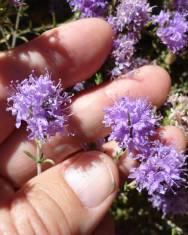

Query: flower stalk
36;140;42;175
11;0;23;48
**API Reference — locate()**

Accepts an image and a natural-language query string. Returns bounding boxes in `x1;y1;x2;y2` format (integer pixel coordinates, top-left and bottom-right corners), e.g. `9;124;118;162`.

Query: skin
0;18;186;235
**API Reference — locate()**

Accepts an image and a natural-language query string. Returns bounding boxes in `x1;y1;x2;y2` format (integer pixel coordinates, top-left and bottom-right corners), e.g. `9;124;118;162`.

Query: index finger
0;18;113;143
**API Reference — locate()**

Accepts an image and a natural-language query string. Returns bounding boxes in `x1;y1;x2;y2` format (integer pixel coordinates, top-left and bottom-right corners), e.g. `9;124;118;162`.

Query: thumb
0;151;119;235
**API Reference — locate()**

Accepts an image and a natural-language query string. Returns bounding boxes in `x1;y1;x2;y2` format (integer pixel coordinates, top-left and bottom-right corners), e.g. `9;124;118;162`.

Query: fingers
0;177;15;203
0;151;119;235
0;65;171;187
158;125;187;152
0;18;113;143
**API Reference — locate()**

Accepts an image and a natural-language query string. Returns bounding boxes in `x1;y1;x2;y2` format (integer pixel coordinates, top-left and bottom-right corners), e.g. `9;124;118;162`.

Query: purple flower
108;0;151;36
132;57;150;69
153;11;188;53
108;0;151;77
111;34;150;77
173;0;188;11
103;97;160;155
7;70;71;142
150;190;188;216
67;0;108;18
111;34;136;77
73;81;85;93
129;143;187;195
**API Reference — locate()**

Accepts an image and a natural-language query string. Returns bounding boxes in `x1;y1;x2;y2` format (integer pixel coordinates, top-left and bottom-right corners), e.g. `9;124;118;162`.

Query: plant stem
37;162;42;175
11;0;23;48
36;141;42;175
165;52;176;65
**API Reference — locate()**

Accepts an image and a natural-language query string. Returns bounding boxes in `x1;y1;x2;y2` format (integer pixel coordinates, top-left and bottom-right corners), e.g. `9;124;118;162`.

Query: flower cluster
67;0;108;18
103;97;160;156
153;11;188;53
111;36;150;77
109;0;151;36
7;70;71;142
66;0;188;79
108;0;151;77
104;96;188;216
111;34;136;76
129;143;187;195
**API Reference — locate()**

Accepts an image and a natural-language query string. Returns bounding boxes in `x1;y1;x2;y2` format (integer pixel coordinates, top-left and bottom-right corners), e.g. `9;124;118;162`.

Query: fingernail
64;152;116;208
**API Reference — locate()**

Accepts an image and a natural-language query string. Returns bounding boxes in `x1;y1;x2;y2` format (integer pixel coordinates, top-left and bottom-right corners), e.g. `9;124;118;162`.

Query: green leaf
43;159;55;165
95;73;103;85
40;152;45;161
24;151;37;162
114;150;124;161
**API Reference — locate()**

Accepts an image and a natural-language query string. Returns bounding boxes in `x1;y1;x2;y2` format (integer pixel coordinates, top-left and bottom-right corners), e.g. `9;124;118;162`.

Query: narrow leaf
43;159;55;165
24;151;37;162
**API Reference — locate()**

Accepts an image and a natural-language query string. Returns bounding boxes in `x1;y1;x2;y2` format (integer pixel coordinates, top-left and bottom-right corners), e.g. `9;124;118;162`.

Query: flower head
108;0;151;77
153;11;188;53
150;190;188;216
67;0;108;18
109;0;151;36
111;33;136;77
7;70;71;142
129;143;187;195
103;97;160;155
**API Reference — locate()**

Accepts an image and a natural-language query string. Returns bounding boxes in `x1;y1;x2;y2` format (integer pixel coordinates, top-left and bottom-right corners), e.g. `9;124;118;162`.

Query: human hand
0;18;186;235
